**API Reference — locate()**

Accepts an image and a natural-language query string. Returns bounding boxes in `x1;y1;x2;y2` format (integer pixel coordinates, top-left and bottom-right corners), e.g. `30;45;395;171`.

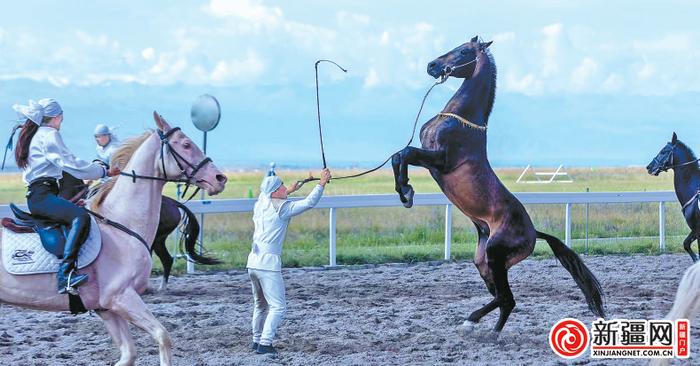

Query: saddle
2;203;69;257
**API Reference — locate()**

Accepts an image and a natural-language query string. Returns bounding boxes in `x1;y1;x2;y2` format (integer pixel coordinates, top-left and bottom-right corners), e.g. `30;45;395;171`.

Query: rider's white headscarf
12;98;63;125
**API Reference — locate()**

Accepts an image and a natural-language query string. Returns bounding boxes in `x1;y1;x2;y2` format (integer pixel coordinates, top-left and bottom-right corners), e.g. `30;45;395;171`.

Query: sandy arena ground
0;253;698;365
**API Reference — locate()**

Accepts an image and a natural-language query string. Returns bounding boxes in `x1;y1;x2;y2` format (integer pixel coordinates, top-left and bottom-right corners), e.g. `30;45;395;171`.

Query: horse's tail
173;200;222;265
666;261;700;320
536;230;606;318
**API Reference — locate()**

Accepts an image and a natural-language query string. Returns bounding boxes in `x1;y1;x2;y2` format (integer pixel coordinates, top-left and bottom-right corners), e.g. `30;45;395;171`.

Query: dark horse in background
59;172;219;291
647;132;700;262
391;36;606;333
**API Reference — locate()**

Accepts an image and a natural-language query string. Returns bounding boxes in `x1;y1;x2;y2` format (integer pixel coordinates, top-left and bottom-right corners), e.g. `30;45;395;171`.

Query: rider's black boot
57;215;91;294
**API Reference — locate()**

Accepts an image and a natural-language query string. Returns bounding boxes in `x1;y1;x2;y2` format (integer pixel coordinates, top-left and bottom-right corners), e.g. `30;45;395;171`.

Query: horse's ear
672;132;678;143
153;111;172;132
479;41;493;50
470;35;479;43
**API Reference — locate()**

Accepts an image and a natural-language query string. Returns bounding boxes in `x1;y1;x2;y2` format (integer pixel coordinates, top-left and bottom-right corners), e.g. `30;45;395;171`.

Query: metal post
565;203;572;247
329;207;337;266
444;204;453;260
659;201;666;252
585;188;589;254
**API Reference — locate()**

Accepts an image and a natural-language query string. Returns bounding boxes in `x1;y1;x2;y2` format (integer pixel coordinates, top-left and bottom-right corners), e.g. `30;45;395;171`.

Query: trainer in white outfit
247;168;331;354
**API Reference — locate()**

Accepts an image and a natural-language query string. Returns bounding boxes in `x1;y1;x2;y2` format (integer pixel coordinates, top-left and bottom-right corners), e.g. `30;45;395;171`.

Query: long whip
297;57;475;187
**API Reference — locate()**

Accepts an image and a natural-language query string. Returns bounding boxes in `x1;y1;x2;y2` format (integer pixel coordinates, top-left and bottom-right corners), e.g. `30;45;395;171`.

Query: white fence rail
0;191;679;268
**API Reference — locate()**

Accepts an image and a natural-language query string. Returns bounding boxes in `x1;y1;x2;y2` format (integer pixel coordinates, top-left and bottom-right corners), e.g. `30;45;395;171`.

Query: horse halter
120;127;213;201
440;56;479;81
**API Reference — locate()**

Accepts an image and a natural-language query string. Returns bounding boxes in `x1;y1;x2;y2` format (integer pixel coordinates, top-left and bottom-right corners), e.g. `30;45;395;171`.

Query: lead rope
297;57;477;187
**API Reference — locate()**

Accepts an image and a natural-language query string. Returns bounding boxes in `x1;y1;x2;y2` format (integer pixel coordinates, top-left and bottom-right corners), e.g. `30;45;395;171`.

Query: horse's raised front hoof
401;186;415;208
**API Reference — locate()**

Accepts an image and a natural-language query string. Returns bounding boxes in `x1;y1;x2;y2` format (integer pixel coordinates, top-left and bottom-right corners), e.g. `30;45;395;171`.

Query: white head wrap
94;124;119;143
94;124;111;135
12;98;63;125
259;175;283;202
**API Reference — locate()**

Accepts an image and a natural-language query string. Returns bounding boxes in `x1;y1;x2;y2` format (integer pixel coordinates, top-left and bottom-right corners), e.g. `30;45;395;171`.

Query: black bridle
655;142;700;173
119;127;213;201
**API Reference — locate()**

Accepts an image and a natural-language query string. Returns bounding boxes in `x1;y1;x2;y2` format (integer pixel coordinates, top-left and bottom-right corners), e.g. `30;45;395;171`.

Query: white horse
649;261;700;366
0;112;227;366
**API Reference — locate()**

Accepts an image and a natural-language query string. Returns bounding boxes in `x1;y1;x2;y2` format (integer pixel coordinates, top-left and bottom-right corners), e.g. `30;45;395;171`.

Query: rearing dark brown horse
391;36;606;332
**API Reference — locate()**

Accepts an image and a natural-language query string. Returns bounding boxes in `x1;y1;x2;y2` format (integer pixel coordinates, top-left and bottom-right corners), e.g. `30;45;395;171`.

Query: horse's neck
442;56;494;127
673;148;700;204
439;55;494;159
100;134;164;247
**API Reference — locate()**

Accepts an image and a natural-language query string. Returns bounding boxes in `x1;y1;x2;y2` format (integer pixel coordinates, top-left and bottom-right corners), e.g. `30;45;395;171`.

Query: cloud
632;34;691;52
601;73;623;92
541;23;562;77
209;50;265;84
494;22;700;96
204;0;283;26
492;32;515;43
363;67;380;88
504;72;542;95
141;47;155;60
570;57;598;89
0;2;698;97
337;11;370;26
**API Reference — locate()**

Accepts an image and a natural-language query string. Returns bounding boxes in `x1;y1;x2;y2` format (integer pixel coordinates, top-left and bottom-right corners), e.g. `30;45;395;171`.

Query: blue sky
0;1;699;169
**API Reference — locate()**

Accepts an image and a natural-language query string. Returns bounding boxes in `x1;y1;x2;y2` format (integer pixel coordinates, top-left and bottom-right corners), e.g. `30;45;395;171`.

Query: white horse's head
153;111;227;195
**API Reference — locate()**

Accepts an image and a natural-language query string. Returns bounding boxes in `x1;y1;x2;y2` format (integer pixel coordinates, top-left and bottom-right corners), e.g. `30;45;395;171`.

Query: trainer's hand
288;180;301;194
319;168;331;186
107;166;121;177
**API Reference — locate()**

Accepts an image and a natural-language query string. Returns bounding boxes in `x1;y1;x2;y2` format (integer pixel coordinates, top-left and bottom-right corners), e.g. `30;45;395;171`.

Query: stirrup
62;269;83;296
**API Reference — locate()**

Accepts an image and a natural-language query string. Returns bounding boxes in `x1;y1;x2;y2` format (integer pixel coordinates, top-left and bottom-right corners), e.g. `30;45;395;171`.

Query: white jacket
96;140;120;165
246;184;324;271
22;126;106;185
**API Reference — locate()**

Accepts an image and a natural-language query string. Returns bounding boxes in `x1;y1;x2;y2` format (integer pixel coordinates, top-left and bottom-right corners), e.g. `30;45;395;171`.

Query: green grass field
0;167;689;274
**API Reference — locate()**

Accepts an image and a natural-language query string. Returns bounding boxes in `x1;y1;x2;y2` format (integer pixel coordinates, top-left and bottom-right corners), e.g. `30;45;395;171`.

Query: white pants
248;268;286;346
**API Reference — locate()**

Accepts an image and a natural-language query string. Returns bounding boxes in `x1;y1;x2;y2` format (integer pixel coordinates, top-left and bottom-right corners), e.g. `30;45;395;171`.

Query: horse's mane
677;140;698;161
90;131;152;208
483;48;497;120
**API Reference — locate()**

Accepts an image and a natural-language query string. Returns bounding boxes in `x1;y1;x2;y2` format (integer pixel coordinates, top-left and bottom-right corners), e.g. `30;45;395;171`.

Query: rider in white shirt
12;98;119;294
247;168;331;354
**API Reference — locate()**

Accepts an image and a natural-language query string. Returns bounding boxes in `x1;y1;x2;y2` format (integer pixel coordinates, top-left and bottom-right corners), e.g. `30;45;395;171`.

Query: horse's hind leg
153;196;181;291
467;233;530;333
682;232;697;262
471;221;495;296
466;255;513;329
97;310;136;366
110;288;172;366
391;147;446;208
152;233;173;292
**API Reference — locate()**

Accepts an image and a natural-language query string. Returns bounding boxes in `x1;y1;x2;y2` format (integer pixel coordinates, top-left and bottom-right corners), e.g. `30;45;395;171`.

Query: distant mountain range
1;79;697;170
